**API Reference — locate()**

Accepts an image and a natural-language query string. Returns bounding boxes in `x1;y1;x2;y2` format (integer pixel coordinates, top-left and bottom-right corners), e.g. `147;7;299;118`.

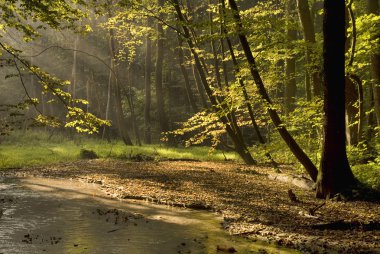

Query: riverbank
2;159;379;253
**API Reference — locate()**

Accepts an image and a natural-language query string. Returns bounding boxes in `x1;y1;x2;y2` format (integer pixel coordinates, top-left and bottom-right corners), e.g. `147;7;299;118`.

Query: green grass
0;130;239;169
1;130;379;192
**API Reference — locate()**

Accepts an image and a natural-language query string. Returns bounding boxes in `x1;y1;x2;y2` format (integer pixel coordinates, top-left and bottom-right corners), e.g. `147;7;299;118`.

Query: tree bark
227;0;318;180
316;0;356;198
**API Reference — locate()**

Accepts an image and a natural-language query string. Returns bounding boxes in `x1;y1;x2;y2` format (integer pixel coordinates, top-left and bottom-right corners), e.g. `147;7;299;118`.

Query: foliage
352;163;380;191
0;0;85;41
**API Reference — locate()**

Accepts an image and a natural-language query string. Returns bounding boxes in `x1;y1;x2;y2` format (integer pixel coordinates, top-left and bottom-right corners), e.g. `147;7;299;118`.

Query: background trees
0;0;379;196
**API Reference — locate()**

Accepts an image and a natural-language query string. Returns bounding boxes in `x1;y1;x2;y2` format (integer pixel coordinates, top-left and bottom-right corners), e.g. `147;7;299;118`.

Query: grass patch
0;130;239;168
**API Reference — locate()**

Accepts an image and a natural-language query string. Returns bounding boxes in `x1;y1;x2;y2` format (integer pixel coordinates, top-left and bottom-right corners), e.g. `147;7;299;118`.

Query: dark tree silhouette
316;0;356;198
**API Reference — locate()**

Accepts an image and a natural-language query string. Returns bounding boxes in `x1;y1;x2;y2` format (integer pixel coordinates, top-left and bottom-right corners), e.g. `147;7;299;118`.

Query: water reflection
0;177;298;254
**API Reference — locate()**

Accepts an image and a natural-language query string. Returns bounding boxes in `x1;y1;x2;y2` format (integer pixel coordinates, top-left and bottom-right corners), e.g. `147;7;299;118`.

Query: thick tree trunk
144;18;153;144
316;0;356;198
155;0;169;135
228;0;318;180
296;0;322;97
172;0;256;165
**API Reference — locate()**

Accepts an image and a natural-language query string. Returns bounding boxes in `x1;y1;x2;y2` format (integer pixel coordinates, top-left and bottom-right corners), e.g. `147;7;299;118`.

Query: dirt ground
2;159;379;253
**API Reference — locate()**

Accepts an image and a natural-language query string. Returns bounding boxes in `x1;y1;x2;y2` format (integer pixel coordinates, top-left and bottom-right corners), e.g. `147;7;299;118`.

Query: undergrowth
0;130;238;168
0;130;378;191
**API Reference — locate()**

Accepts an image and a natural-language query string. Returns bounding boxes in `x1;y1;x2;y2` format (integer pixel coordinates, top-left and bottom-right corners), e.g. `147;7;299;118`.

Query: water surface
0;177;297;254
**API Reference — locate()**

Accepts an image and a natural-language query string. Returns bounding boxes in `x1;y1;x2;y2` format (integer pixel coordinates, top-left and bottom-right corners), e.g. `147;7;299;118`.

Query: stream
0;177;298;254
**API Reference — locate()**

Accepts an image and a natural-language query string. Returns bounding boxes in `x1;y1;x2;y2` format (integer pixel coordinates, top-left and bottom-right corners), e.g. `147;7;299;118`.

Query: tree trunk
172;0;256;165
177;33;198;112
70;35;79;101
209;0;223;89
316;0;356;198
367;0;380;132
285;0;297;114
102;57;113;140
127;64;142;146
155;0;169;136
144;18;153;144
227;0;318;180
218;0;275;165
192;64;208;108
109;29;133;146
296;0;322;97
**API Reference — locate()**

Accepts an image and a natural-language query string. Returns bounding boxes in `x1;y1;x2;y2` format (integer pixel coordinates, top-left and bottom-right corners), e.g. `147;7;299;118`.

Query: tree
227;0;318;181
316;0;356;198
172;0;256;165
296;0;322;97
0;0;109;134
155;0;170;136
367;0;380;132
144;18;153;144
285;0;297;113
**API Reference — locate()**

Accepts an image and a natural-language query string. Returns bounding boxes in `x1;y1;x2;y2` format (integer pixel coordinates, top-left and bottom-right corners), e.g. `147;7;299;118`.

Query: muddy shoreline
1;159;379;253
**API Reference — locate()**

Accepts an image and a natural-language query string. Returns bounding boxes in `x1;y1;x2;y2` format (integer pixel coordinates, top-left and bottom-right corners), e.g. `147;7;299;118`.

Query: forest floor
2;159;379;253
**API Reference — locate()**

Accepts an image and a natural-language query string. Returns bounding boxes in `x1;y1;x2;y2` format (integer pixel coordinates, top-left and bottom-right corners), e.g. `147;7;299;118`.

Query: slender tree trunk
192;64;208;108
209;0;223;89
227;0;318;180
367;0;380;132
109;29;133;146
177;33;198;112
127;65;142;146
316;0;356;198
144;18;153;144
305;69;312;101
156;0;169;136
285;0;297;113
86;71;94;113
172;0;256;165
102;57;112;140
296;0;322;97
70;35;79;100
219;0;276;165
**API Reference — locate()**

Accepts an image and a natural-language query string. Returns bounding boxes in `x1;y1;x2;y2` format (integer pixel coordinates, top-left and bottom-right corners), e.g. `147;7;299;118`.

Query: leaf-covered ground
2;159;379;253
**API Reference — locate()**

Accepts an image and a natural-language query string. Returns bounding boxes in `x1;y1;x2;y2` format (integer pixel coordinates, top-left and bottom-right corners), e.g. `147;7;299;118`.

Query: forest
0;0;379;253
